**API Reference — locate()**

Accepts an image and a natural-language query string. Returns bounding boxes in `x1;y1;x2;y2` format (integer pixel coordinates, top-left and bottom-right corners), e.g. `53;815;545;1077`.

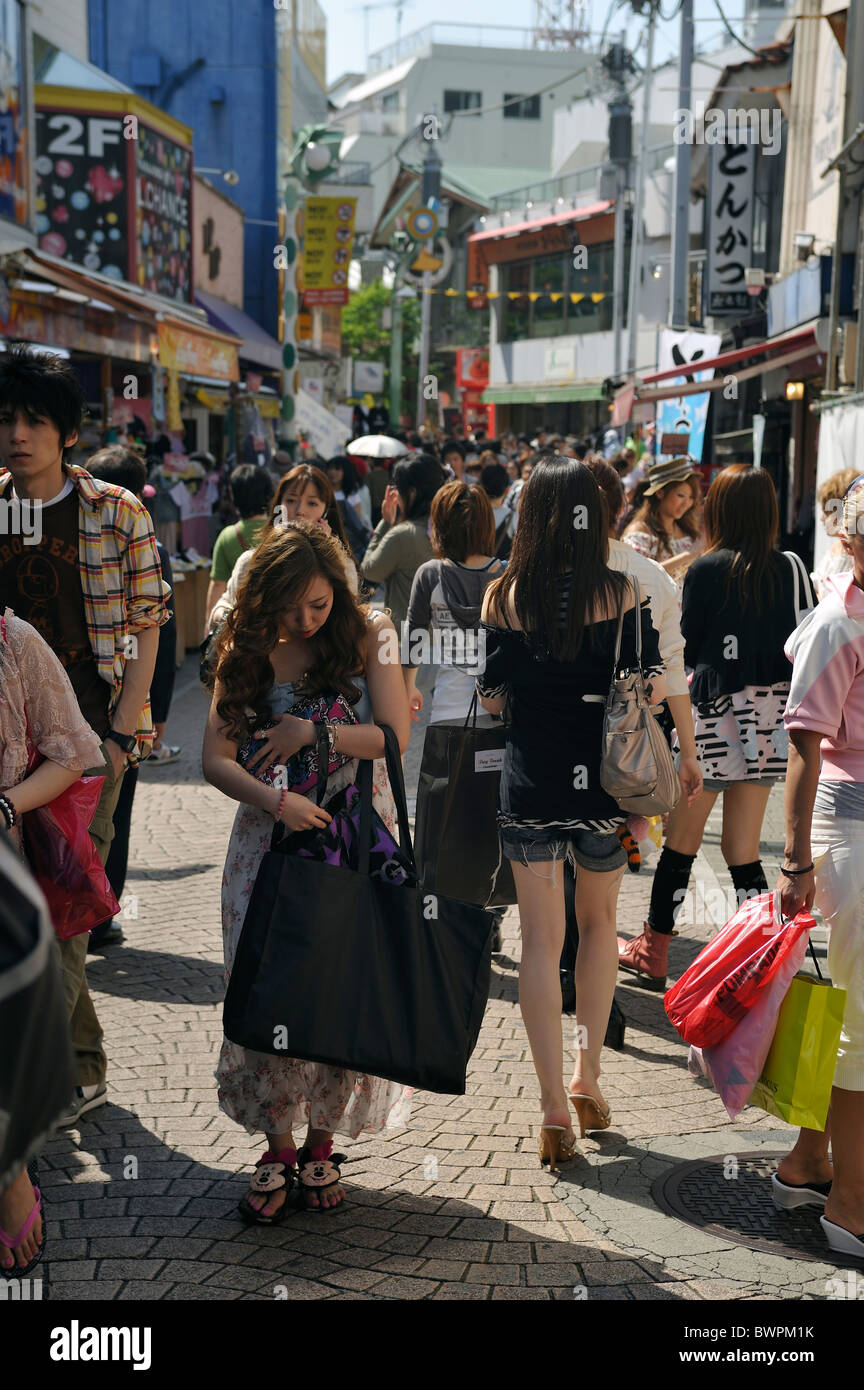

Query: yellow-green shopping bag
749;972;846;1131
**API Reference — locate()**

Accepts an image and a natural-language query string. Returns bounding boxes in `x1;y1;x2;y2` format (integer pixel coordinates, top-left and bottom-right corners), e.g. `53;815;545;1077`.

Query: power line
711;0;762;58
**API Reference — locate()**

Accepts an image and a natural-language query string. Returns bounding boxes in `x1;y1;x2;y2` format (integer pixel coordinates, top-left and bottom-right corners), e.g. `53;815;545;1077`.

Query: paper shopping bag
749;973;846;1131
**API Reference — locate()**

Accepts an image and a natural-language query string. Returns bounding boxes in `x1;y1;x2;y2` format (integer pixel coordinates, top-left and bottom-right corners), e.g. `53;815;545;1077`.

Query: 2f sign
42;113;124;159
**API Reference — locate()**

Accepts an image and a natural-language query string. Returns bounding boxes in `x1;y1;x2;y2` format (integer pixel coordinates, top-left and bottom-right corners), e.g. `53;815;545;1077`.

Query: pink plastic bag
22;776;120;940
664;892;814;1049
687;924;808;1117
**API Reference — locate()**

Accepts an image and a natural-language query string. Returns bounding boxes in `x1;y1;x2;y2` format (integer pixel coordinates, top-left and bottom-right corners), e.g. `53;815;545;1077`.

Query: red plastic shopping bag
686;923;809;1117
664;892;814;1049
22;776;120;940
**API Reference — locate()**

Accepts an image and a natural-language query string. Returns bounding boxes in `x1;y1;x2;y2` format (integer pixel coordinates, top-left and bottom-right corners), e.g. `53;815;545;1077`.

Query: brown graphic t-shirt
0;484;111;737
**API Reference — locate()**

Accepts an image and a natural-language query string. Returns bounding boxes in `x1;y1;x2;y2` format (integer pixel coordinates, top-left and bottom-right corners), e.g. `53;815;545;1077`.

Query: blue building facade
88;0;326;336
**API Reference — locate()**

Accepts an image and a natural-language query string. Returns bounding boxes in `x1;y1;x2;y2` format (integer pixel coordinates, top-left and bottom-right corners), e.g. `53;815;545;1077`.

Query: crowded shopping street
2;0;864;1361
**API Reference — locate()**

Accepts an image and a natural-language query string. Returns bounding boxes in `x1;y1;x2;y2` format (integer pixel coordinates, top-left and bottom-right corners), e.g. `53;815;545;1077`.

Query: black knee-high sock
648;848;697;934
728;860;768;908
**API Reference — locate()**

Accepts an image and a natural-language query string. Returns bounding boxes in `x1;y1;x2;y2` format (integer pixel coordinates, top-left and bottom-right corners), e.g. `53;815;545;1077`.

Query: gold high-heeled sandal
569;1093;612;1137
538;1125;580;1173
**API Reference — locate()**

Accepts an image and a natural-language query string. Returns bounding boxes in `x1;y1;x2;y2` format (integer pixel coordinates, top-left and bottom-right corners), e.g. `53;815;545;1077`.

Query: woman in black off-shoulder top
476;458;696;1168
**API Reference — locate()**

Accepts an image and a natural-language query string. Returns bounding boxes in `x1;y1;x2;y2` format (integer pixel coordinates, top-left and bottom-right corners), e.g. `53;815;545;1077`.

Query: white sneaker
57;1084;108;1127
147;744;181;765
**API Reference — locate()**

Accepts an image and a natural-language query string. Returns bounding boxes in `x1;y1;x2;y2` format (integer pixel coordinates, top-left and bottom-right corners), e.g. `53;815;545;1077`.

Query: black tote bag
223;725;494;1095
414;693;517;908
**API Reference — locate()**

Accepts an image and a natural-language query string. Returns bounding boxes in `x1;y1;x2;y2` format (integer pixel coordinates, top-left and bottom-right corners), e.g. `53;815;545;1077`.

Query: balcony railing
368;21;583;72
487;143;676;215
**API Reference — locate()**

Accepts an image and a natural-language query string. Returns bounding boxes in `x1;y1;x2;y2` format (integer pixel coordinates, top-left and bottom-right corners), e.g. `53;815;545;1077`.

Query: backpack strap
234;521;250;552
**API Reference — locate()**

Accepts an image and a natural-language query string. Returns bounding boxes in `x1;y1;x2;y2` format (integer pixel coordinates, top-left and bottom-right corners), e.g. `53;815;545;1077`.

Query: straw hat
642;457;697;497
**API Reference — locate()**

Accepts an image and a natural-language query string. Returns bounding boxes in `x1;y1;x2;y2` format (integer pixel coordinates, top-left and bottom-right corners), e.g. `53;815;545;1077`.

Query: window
444;90;482;114
502;261;531;340
381;91;399;112
503;93;540;120
499;242;615;342
533;254;567;337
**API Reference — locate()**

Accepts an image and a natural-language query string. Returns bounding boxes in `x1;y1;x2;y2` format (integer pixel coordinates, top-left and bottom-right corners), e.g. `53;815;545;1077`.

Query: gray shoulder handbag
599;575;681;816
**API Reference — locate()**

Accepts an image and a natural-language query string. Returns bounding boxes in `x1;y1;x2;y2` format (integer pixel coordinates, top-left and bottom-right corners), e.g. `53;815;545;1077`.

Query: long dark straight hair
702;464;780;612
485;455;627;661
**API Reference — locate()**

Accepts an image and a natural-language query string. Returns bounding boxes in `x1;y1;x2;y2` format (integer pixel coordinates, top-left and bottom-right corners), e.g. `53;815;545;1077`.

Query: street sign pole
280;174;301;458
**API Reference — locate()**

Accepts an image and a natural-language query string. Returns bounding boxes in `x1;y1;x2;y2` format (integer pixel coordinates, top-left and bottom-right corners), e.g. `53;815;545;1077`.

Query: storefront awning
634;321;828;403
469;201;613;245
195;290;283;373
482;383;606;405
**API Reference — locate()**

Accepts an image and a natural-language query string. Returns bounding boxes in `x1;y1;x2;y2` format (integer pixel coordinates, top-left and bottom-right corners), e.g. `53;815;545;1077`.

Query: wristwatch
106;729;137;756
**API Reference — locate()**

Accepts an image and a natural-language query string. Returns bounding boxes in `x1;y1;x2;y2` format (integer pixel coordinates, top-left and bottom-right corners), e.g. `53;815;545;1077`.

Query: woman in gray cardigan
360;454;445;632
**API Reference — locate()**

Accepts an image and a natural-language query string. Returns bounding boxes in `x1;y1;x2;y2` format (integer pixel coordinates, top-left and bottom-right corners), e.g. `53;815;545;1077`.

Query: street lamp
196;167;240;185
279;125;345;457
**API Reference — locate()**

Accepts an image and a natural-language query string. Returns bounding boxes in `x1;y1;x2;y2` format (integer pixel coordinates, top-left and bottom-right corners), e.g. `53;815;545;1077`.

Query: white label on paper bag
475;748;504;773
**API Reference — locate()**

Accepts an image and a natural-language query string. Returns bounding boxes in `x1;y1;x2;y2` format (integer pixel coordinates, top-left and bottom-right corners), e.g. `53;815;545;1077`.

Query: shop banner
0;0;28;227
706;141;755;317
35;107;128;278
136;124;192;301
158;321;238;382
301;196;355;306
654;328;722;465
456;347;490;390
295;386;352;457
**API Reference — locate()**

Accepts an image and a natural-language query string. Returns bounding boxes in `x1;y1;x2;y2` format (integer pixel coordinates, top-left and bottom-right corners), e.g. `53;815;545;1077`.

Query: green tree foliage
342;280;421;400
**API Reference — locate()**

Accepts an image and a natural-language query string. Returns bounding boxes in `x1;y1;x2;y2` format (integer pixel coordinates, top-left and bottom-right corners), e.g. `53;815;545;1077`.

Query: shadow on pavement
86;946;224;1005
38;1103;694;1301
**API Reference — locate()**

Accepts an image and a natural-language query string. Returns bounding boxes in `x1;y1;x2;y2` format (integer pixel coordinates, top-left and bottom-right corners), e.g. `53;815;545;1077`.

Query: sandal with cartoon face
297;1142;347;1212
238;1147;298;1225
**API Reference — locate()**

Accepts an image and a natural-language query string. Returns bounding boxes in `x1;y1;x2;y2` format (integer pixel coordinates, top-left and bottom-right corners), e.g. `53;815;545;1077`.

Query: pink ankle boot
617;922;675;990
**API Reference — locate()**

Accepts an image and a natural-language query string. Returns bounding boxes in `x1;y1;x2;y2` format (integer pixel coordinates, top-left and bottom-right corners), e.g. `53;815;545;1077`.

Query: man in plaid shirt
0;345;170;1125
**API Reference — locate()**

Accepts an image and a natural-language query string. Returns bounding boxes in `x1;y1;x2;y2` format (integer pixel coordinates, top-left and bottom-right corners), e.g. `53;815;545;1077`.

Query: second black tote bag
223;725;494;1095
414;693;517;908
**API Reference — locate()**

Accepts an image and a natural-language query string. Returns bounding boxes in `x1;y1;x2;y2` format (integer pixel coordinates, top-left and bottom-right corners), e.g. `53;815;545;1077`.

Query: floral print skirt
215;757;414;1140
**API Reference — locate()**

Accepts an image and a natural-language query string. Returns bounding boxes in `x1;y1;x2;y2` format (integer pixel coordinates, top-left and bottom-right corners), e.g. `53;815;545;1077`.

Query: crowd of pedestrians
2;348;864;1277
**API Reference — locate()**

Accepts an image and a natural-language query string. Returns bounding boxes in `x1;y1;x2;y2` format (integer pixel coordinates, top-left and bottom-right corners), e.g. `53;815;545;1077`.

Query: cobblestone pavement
36;663;839;1301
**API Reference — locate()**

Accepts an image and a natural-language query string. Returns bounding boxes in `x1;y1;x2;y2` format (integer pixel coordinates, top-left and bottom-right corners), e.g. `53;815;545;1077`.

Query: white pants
812;810;864;1091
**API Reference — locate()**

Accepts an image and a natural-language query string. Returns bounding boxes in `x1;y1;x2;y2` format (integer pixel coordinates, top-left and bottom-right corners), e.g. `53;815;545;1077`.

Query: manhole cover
651;1151;853;1266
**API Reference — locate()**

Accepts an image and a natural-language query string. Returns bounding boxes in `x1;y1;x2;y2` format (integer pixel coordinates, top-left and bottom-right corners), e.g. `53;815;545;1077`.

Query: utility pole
604;34;633;380
626;0;658;376
415;132;441;429
670;0;693;329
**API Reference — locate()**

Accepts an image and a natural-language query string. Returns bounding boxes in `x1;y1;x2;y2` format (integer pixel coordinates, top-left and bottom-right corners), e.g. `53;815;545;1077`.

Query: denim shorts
500;824;627;875
701;776;779;793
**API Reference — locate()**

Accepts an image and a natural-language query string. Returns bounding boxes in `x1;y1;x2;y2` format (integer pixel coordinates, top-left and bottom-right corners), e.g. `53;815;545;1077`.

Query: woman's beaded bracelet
781;863;814;876
0;793;17;830
273;788;288;822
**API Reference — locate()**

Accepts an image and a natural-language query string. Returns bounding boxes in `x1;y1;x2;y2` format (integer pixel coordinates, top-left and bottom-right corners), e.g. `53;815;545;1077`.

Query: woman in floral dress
202;522;411;1222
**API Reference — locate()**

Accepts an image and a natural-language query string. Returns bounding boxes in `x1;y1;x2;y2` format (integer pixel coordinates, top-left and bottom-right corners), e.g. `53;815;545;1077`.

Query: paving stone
88;1238;158;1258
370;1255;427;1276
414;1259;470;1281
319;1268;387;1291
420;1239;491;1262
372;1275;441;1300
47;1280;123;1300
525;1262;586;1288
491;1286;552;1300
430;1282;490;1300
465;1262;520;1284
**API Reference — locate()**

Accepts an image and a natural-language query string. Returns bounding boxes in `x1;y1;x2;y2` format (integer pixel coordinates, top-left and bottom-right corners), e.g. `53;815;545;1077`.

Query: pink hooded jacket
784;570;864;780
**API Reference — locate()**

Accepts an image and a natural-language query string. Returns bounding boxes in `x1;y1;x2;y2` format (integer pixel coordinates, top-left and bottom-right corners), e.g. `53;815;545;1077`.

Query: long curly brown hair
213;521;369;741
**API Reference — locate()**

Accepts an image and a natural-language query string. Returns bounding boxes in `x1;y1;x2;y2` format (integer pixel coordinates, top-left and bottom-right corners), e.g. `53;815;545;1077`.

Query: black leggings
648;847;768;935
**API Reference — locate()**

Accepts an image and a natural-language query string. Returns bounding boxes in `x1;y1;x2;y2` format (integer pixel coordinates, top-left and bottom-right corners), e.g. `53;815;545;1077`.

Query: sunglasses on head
843;474;864;498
